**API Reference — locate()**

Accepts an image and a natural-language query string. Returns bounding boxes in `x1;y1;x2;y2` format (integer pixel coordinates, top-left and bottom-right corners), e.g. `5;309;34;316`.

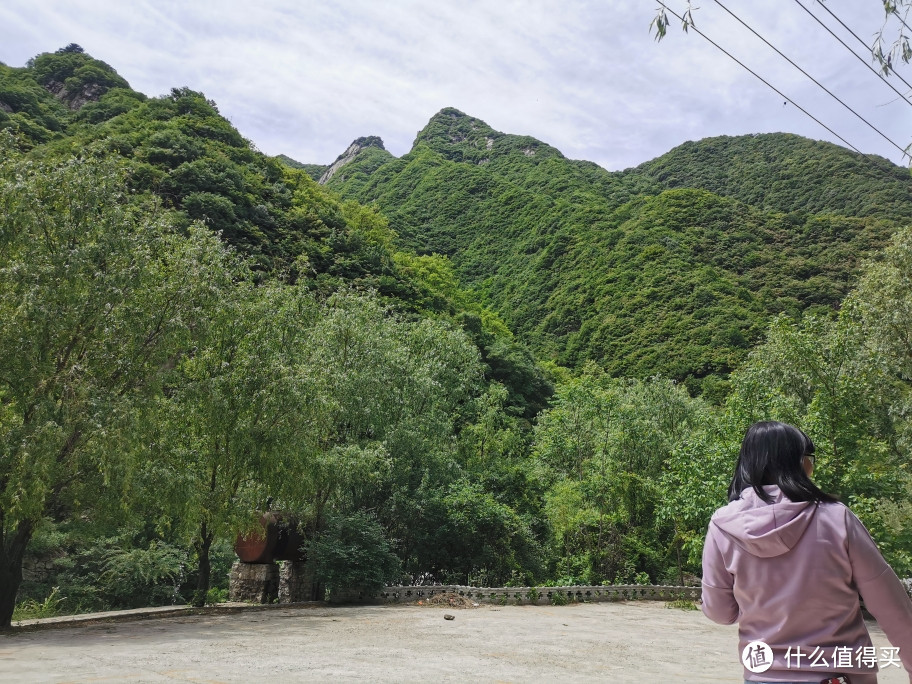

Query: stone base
278;561;322;603
229;561;279;604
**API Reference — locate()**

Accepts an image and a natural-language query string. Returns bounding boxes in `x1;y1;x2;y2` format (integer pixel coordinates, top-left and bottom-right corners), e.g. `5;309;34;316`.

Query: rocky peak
318;136;386;184
44;79;107;110
411;107;563;166
413;107;498;152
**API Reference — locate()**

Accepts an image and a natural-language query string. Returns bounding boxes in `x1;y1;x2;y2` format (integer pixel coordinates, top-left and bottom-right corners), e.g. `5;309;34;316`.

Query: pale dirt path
0;601;908;683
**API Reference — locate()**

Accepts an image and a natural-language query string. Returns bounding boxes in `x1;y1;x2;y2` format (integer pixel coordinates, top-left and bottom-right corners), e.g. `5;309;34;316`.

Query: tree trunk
676;538;684;588
0;519;34;629
192;523;214;608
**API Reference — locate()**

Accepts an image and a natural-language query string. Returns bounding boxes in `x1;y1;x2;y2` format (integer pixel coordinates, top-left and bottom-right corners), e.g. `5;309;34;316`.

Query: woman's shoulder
808;500;865;533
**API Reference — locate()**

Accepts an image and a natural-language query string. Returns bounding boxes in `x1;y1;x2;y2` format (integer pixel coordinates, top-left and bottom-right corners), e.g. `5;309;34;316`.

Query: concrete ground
0;601;908;683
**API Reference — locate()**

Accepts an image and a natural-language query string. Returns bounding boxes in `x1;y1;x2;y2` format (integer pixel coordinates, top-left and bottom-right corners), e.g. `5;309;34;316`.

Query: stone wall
229;562;279;604
378;584;701;605
230;561;322;603
229;559;701;606
278;561;321;603
21;556;61;584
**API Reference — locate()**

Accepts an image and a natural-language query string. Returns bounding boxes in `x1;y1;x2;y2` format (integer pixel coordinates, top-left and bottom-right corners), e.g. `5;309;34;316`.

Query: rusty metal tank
234;512;306;564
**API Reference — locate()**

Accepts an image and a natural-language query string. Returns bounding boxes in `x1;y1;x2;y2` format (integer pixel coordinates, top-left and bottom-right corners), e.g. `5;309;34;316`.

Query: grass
12;587;65;621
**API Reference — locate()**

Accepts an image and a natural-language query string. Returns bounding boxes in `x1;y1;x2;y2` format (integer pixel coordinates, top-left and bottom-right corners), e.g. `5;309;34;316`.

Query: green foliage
534;367;709;584
549;590;570;606
206;587;229;605
325;111;900;394
29;45;129;93
420;480;543;586
308;511;401;595
658;419;736;566
637;134;912;221
98;542;187;608
74;88;147;124
0;63;69;144
850;224;912;382
0;135;243;625
275;153;327;181
12;587;64;621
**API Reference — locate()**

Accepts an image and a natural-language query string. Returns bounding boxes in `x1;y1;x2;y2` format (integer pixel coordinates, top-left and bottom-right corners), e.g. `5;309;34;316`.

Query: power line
887;5;912;35
798;0;912;103
712;0;908;156
657;2;863;154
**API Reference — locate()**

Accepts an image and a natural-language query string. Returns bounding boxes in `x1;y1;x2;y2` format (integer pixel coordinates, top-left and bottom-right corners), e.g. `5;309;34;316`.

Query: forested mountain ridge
308;108;906;395
4;47;912;628
1;48;564;625
637;133;912;220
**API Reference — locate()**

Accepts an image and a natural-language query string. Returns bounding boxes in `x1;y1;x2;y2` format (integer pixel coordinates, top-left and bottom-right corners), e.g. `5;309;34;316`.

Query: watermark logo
742;640;774;673
785;645;902;669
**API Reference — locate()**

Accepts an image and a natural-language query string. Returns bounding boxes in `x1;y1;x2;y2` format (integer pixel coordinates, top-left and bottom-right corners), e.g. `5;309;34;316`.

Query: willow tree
145;282;321;606
289;292;485;574
533;367;705;584
0;138;237;627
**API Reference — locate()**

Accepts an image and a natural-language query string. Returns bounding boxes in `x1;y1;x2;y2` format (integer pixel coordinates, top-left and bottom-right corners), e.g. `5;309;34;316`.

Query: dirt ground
0;601;908;683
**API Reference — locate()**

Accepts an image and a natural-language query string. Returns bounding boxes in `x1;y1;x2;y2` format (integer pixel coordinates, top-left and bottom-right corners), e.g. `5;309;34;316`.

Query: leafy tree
534;367;705;584
850;225;912;383
427;480;543;586
294;293;484;535
0;138;236;627
307;511;401;597
144;281;319;606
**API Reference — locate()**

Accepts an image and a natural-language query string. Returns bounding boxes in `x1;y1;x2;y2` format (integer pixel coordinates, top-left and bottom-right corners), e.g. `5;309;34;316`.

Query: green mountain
5;46;907;398
315;108;906;395
0;50;552;418
274;153;326;181
637;133;912;220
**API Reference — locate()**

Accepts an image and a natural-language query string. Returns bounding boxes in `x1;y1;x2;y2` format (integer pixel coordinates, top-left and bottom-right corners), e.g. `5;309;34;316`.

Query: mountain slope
318;109;904;394
636;133;912;220
3;52;553;418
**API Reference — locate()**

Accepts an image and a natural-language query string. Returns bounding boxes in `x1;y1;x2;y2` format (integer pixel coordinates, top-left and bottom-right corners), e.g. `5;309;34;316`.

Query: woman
701;421;912;683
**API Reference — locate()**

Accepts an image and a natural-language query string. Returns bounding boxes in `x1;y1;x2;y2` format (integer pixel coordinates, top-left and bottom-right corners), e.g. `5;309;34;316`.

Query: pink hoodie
702;485;912;682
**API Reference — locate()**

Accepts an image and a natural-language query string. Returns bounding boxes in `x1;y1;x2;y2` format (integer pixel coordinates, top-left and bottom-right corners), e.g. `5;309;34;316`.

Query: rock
318;136;386;185
444;614;455;620
229;561;279;604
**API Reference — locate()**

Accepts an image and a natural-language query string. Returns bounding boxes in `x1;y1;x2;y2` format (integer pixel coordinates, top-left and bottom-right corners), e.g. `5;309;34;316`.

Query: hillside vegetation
637;132;912;220
317;107;903;395
3;48;911;628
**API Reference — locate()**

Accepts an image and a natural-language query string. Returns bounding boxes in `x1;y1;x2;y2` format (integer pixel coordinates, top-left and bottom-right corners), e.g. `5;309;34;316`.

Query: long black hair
728;421;839;504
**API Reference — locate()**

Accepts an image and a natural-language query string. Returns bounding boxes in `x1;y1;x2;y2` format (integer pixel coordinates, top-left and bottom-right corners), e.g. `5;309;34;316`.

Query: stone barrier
229;558;702;605
229;561;279;603
378;584;700;605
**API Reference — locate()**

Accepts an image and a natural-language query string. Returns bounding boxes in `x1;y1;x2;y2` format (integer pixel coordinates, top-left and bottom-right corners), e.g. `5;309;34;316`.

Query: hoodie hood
710;485;816;558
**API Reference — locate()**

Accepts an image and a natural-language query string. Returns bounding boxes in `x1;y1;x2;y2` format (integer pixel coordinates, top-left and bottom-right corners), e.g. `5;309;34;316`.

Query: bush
307;511;402;596
12;587;64;621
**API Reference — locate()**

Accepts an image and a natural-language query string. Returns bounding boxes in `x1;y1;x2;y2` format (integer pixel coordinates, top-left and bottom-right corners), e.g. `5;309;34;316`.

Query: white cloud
2;1;909;169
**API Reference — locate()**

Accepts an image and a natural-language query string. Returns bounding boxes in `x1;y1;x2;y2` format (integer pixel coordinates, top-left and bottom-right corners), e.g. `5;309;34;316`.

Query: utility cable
657;1;863;154
799;0;912;102
888;6;912;35
713;0;907;156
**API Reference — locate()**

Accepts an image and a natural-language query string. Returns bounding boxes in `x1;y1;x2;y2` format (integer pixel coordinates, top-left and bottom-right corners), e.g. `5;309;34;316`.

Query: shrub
307;511;401;596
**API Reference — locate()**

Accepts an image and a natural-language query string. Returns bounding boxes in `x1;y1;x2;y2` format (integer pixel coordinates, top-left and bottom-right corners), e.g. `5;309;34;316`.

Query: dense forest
2;46;911;628
320;108;907;397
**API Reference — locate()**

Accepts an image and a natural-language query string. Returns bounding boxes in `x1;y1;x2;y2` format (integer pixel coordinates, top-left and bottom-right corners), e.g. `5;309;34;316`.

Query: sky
2;1;911;171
